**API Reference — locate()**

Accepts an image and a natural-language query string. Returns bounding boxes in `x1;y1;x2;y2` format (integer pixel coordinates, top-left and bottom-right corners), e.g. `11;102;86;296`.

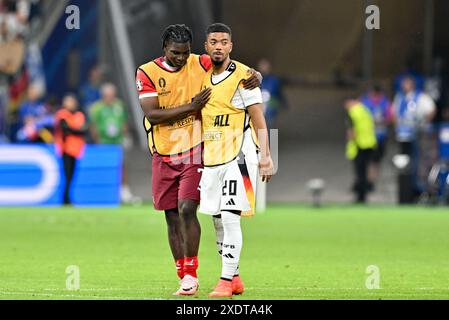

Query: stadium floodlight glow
307;178;325;207
392;154;410;170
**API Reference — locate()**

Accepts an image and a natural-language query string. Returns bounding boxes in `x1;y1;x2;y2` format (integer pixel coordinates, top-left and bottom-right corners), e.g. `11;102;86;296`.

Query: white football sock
214;215;240;277
220;211;242;281
213;215;224;256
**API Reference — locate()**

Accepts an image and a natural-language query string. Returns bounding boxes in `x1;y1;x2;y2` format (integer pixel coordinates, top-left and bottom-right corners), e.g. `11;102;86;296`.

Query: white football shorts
199;129;259;216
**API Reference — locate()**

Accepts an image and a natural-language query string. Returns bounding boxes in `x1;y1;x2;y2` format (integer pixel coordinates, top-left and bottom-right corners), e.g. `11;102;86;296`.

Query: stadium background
1;0;449;205
109;0;449;204
1;0;449;300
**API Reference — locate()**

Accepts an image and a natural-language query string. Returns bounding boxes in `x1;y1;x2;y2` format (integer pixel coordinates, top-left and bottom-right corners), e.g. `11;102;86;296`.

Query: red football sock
183;256;198;278
175;258;185;279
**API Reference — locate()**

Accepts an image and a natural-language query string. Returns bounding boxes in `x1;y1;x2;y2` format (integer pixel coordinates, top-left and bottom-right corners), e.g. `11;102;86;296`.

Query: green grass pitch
1;205;449;300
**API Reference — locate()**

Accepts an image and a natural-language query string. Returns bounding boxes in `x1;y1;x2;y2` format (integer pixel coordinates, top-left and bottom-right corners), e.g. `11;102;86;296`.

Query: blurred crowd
0;0;41;142
0;1;132;159
6;64;129;146
0;0;35;43
345;61;449;204
3;62;137;204
1;1;445;206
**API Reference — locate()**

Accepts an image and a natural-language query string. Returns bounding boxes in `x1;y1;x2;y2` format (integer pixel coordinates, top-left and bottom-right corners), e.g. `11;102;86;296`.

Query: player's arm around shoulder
135;67;211;125
138;89;212;126
236;62;262;90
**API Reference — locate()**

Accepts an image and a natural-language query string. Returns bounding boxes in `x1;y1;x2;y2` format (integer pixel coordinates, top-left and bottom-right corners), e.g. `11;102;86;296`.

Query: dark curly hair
161;24;193;48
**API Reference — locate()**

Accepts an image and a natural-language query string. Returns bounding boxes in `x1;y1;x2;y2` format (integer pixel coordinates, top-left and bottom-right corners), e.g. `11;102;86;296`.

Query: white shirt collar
161;59;179;72
211;70;232;85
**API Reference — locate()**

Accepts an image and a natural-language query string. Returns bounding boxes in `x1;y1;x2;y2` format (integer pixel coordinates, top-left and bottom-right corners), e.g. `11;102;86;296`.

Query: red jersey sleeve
136;68;157;99
199;54;212;71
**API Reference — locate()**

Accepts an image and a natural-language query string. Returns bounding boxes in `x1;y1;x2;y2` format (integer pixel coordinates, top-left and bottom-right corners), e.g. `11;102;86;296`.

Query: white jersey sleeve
231;87;263;110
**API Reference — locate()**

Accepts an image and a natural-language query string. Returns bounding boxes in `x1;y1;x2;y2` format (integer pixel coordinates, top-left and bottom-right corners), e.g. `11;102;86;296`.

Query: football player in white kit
199;23;274;297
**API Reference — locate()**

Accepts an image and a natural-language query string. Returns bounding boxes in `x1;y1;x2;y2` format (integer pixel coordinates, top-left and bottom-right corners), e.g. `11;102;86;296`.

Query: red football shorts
151;152;203;211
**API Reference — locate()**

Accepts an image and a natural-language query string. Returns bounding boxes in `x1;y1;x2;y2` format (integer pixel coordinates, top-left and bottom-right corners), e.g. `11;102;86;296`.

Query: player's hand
191;87;212;112
259;155;273;183
242;69;262;90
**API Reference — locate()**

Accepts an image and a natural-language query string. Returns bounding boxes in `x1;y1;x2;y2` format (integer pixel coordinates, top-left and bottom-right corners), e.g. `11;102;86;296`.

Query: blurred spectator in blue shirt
16;84;54;143
79;65;102;113
257;58;288;129
19;84;45;121
360;84;393;190
393;59;424;94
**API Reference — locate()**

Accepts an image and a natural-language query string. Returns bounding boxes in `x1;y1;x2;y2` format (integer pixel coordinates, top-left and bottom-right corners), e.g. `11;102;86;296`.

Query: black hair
206;23;232;36
371;83;383;93
161;24;193;48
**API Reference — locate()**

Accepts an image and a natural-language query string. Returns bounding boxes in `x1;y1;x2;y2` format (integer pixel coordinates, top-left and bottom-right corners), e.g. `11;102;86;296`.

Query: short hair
161;24;193;48
206;23;232;36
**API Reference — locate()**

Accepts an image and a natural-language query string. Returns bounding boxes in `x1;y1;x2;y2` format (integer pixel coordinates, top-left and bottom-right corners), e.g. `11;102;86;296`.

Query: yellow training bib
139;54;206;156
201;61;250;166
